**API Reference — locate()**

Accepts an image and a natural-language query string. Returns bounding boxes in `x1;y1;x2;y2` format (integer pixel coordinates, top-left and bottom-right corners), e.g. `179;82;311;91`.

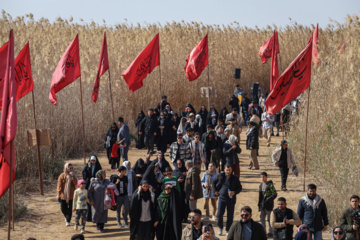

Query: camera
351;208;360;227
204;226;210;232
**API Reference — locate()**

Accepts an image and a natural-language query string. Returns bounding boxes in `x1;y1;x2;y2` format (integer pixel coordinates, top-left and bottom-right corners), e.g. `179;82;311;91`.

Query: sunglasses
333;231;343;235
80;182;86;185
194;136;199;139
240;214;249;218
166;173;172;175
177;137;183;139
69;167;73;170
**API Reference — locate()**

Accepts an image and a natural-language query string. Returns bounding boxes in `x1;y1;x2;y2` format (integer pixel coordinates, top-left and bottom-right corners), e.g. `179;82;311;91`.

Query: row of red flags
0;25;343;198
260;24;320;115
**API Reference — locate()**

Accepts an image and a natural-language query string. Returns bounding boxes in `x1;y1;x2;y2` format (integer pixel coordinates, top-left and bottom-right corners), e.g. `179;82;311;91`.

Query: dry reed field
0;10;359;227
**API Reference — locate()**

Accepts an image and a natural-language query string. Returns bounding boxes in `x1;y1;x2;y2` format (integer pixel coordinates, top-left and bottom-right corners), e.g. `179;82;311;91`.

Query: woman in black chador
154;183;182;240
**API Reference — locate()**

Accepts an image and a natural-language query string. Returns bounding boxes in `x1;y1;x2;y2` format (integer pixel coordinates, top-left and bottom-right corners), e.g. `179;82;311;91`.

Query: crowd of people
55;85;358;240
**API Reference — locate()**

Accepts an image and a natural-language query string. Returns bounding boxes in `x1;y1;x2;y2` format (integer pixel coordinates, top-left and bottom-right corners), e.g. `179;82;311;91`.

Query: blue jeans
75;209;88;230
217;197;234;231
309;230;322;240
116;195;129;224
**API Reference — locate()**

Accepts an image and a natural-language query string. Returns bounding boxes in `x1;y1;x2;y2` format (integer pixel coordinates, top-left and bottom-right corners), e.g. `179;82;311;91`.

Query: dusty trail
0;129;332;240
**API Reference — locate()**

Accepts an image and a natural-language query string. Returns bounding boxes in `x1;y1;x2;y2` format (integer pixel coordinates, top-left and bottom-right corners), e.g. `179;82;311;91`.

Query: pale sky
2;0;359;28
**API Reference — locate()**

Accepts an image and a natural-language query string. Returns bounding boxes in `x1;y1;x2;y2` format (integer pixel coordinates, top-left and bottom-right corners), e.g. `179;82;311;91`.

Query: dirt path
0;129;332;240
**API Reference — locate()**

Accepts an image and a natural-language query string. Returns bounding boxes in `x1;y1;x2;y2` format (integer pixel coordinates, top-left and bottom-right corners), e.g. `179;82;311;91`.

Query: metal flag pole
159;65;162;112
303;87;311;191
79;77;86;164
207;64;210;110
7;141;13;239
108;69;115;121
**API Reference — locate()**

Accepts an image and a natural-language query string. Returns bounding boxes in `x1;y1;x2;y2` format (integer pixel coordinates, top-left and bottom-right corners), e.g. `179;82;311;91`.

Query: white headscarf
226;134;237;145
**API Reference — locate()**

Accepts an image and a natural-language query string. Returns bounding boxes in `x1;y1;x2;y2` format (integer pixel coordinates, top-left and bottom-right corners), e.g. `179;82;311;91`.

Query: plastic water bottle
228;189;233;198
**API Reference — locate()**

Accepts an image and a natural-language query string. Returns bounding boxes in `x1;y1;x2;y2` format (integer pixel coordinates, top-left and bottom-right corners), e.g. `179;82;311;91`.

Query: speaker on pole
234;68;241;79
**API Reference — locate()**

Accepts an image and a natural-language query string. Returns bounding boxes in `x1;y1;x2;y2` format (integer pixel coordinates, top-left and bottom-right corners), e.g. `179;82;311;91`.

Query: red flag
270;31;279;91
265;38;313;115
122;34;160;92
92;32;109;102
259;32;280;64
184;34;209;81
339;42;346;54
0;30;17;198
0;43;34;109
312;24;320;64
0;42;9;78
49;35;81;105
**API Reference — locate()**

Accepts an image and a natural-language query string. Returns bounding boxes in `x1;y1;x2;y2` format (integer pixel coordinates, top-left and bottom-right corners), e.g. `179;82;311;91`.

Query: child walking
73;180;89;234
110;142;120;171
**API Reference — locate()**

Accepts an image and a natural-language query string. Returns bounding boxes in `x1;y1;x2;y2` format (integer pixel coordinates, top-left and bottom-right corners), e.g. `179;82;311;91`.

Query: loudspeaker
234;68;241;79
251;83;259;101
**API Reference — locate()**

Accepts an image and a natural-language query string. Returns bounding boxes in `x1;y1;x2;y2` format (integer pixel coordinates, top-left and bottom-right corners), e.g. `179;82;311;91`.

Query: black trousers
61;199;73;223
279;167;289;189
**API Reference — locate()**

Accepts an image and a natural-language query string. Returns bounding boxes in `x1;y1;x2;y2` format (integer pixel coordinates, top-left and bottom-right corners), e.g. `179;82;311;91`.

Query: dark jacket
258;181;277;211
213;172;242;204
157;101;170;111
184;167;203;200
105;123;119;146
223;141;241;165
229;97;239;112
227;219;267;240
246;127;259;150
340;206;360;238
141;115;159;136
241;97;251;113
218;107;229;123
135;112;145;133
297;194;329;232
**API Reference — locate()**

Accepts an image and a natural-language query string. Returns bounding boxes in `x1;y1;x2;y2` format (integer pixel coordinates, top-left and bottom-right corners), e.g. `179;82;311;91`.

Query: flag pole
12;180;14;231
7;141;13;240
108;69;115;121
31;90;44;195
303;87;311;191
79;77;86;164
207;64;210;110
159;65;162;112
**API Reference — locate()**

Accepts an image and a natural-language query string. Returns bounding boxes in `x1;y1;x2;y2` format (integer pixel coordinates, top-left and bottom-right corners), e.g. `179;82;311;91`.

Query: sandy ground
0;129;333;240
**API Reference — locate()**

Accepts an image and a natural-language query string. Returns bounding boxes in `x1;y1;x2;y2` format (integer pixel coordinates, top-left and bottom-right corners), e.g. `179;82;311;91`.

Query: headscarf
132;158;146;175
205;163;216;196
95;170;105;183
226;134;237;145
157;184;172;224
139;180;151;202
63;163;76;203
123;161;133;196
142;164;158;189
295;231;308;240
331;226;346;240
90;155;98;176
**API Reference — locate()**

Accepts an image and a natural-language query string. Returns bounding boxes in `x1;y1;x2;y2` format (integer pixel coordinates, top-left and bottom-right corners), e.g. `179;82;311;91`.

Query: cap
189;113;194;117
281;140;288;145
